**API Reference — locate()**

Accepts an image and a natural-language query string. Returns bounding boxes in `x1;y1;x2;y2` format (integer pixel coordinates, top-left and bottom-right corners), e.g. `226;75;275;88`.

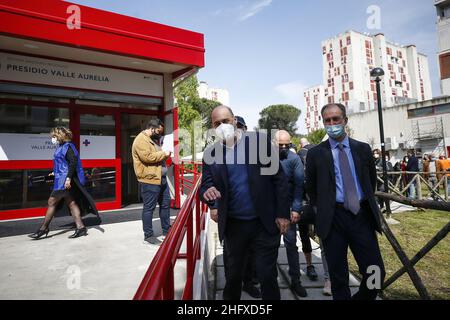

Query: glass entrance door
121;113;157;205
78;111;117;203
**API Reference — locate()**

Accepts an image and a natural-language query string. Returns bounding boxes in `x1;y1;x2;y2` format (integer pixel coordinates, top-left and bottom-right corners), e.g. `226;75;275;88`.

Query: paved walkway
213;232;361;300
0;205;178;300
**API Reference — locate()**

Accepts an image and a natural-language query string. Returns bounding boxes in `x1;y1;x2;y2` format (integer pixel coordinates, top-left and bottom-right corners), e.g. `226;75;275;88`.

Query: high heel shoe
28;228;49;240
69;227;87;239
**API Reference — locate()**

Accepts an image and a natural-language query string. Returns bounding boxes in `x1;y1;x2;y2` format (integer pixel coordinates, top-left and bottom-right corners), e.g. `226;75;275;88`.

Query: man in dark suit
200;106;290;300
305;103;385;300
406;150;419;199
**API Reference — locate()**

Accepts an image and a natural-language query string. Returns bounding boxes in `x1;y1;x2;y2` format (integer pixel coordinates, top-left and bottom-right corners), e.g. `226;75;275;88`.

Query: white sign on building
80;135;115;160
0;52;164;97
0;133;57;160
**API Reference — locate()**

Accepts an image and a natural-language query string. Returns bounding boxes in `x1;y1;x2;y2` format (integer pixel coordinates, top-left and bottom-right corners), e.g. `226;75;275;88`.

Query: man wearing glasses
305;103;385;300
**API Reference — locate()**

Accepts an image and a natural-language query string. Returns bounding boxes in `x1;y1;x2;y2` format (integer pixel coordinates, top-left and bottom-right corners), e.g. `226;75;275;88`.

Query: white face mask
215;123;235;142
51;137;58;145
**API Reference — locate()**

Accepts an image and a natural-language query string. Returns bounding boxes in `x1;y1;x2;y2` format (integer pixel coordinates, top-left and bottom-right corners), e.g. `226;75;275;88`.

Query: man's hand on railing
210;209;218;223
203;186;221;201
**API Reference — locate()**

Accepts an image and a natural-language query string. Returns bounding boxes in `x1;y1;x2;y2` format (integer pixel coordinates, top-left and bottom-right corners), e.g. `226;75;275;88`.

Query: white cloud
238;0;273;21
274;80;307;106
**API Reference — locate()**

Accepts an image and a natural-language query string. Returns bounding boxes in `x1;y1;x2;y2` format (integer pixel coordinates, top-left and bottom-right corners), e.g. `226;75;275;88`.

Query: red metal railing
180;160;202;195
133;174;209;300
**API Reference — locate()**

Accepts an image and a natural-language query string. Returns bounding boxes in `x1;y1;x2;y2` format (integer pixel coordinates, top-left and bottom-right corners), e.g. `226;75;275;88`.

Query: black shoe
28;228;49;240
242;283;261;299
306;265;318;281
144;236;162;246
69;227;87;239
291;280;307;297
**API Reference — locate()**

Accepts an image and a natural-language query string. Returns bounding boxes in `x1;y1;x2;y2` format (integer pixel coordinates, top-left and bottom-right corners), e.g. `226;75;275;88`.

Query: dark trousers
298;221;313;253
140;179;171;239
322;203;385;300
223;218;280;300
282;223;301;281
223;241;257;286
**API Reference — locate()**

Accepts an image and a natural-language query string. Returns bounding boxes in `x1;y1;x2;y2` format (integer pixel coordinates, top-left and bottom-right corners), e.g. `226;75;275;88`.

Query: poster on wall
0;134;116;160
0;52;164;97
80;135;115;160
0;133;57;160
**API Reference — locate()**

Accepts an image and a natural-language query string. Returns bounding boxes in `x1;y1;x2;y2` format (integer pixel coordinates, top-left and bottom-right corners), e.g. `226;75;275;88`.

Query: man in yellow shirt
132;119;172;245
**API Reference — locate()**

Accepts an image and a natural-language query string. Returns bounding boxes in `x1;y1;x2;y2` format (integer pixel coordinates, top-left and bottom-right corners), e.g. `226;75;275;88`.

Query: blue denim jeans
283;223;301;281
140;179;171;239
408;181;416;199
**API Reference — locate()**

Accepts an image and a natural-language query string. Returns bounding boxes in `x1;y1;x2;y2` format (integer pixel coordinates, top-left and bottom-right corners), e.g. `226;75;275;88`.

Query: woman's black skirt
54;177;99;218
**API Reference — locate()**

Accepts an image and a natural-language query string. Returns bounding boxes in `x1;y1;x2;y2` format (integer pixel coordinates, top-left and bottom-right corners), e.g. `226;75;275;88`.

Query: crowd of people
373;148;450;200
200;103;385;300
27;102;450;301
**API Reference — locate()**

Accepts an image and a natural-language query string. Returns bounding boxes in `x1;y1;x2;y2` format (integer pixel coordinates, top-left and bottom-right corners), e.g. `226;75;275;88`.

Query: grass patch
348;209;450;300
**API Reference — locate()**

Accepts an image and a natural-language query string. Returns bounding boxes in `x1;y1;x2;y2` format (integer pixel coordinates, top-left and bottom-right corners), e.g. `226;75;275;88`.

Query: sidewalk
213;233;362;300
0;205;178;300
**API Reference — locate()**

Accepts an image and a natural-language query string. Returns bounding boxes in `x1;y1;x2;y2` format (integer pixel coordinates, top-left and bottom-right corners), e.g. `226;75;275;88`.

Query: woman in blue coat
29;127;98;240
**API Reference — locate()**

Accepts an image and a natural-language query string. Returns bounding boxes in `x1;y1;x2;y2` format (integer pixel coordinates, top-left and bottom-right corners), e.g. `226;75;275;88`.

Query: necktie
337;143;360;215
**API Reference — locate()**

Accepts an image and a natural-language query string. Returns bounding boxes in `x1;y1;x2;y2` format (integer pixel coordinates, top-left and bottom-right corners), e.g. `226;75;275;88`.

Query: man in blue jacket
200;106;290;300
274;130;308;297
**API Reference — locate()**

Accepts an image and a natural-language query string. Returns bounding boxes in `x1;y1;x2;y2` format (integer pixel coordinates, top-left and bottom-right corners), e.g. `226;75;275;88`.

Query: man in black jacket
406;150;419;199
305;103;385;300
200;106;290;300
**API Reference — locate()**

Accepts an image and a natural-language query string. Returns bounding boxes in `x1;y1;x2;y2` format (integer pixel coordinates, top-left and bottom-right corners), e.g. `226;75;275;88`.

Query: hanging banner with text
0;52;164;97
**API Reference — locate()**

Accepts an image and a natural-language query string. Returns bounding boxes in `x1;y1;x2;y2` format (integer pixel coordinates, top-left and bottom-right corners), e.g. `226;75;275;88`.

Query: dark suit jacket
406;155;419;172
305;137;382;240
200;132;290;242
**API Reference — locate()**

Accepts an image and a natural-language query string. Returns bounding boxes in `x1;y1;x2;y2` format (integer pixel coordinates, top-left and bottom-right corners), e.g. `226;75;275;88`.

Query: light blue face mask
326;124;346;140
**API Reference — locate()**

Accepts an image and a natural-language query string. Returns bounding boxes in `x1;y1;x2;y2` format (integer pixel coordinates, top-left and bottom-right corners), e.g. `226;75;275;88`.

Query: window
407;107;433;118
395;81;403;88
0;167;116;210
439;53;450;79
434;103;450;115
349;81;354;90
346;36;351;45
0;104;69;134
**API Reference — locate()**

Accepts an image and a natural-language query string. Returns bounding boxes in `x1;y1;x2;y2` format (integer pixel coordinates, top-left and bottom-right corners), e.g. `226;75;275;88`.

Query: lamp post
370;67;392;219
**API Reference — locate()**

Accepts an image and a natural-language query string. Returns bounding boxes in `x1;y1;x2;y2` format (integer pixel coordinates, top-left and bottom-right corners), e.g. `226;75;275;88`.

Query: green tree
257;104;301;136
174;75;201;131
307;128;327;145
192;97;221;129
174;75;222;159
175;76;201;159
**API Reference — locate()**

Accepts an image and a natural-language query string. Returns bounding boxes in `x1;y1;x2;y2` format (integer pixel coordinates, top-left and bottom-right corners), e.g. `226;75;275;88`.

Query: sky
71;0;441;134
